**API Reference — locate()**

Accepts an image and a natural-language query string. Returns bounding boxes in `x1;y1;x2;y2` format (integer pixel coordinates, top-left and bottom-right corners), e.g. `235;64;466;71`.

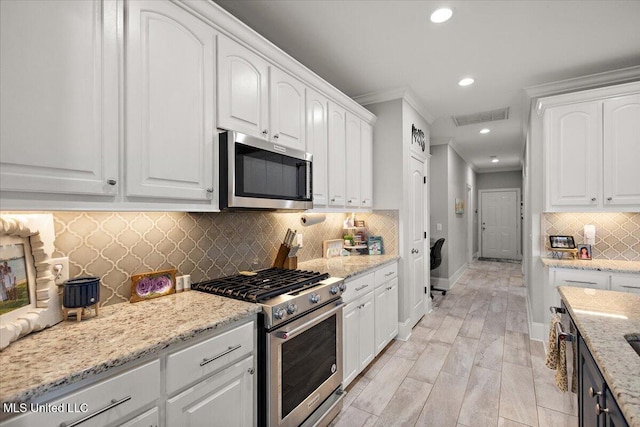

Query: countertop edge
540;257;640;274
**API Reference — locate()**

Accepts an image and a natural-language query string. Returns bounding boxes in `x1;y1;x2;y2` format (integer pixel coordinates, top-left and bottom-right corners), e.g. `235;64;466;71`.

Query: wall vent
452;107;510;127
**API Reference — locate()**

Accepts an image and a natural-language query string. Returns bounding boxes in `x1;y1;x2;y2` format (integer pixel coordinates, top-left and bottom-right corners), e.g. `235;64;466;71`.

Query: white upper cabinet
328;102;347;207
306;89;329;206
126;0;215;201
0;0;118;198
270;67;306;150
540;83;640;212
360;122;373;208
603;94;640;207
217;34;269;139
217;35;306;150
345;112;361;208
544;101;602;208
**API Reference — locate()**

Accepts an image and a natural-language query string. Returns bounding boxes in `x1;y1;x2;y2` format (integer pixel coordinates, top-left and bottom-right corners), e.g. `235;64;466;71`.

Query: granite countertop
541;257;640;274
298;254;399;280
558;286;640;426
0;291;260;404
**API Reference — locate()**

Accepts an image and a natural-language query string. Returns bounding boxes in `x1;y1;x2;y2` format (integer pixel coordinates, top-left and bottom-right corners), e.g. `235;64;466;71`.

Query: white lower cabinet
166;356;254;427
374;277;398;355
343;291;375;388
1;361;161;427
610;273;640;294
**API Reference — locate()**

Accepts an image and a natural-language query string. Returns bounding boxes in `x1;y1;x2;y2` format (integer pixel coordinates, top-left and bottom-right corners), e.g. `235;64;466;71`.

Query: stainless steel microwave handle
279;302;344;340
306;161;312;200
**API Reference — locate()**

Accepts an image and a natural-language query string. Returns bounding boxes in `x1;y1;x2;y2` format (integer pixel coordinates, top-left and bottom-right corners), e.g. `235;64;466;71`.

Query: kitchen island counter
299;254;399;280
559;286;640;426
0;291;260;405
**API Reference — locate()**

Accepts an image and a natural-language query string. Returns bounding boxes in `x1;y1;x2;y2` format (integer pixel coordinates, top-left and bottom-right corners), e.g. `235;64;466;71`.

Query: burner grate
193;268;330;302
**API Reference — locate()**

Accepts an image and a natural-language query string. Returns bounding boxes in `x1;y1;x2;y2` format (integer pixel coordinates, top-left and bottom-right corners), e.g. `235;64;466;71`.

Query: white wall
429;144;476;285
370;99;403;210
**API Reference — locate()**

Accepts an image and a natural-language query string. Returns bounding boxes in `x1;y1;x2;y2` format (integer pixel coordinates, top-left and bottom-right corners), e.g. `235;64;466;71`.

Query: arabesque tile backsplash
51;211;398;306
543;212;640;261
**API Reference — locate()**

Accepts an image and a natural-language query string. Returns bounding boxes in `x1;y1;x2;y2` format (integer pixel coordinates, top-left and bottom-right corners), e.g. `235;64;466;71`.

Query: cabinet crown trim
536;81;640;115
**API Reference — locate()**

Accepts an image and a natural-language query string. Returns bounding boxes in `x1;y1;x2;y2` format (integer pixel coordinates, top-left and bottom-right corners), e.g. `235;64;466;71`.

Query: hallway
330;260;578;427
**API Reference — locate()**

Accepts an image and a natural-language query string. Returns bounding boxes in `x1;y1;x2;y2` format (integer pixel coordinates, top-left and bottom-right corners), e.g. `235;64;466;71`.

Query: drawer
341;272;374;304
374;262;398;288
610;273;640;294
2;360;160;427
553;269;609;290
166;321;254;395
119;407;159;427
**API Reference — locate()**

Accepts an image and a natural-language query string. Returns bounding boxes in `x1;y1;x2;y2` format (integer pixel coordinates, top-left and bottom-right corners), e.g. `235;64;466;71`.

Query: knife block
283;256;298;270
273;244;290;269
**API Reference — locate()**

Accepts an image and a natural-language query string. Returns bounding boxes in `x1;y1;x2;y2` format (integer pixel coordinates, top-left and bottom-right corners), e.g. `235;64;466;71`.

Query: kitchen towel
545;315;568;392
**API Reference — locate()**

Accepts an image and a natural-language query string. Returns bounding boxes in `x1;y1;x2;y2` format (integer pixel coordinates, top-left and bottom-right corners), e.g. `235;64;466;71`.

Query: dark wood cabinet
577;333;629;427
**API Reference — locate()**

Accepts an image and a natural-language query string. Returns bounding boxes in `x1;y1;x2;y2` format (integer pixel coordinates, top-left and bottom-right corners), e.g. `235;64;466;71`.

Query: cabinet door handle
331;198;336;202
262;129;268;135
621;285;640;289
607;197;613;201
595;403;609;415
60;396;131;427
589;387;602;397
206;188;213;193
273;133;279;139
564;280;598;285
355;284;369;291
106;179;117;186
200;344;242;367
384;272;394;277
591;197;597;202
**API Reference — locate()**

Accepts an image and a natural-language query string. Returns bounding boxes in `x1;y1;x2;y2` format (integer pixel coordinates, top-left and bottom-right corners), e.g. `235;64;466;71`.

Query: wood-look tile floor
330;260;578;427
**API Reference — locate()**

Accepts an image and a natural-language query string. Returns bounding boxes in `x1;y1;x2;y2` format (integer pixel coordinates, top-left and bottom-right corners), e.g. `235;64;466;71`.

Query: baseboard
449;262;467;287
397;318;412;341
431;262;468;290
530;322;546;342
430;276;449;289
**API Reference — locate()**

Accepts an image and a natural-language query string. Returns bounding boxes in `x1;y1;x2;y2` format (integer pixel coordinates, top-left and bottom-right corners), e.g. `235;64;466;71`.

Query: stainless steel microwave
219;131;313;210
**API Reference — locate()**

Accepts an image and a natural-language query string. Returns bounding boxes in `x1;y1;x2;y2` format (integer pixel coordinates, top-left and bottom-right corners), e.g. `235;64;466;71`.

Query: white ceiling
214;0;640;173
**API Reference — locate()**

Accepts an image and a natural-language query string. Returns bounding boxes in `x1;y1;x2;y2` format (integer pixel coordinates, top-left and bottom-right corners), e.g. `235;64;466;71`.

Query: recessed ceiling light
480;128;490;134
430;7;453;23
458;77;475;87
491;156;499;163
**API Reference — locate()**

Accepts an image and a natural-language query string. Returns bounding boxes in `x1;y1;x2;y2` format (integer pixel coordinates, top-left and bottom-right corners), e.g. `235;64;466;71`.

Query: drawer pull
589;386;602;397
564;280;598;285
60;396;131;427
555;321;574;346
621;285;640;290
200;344;242;367
384;272;394;277
355;284;369;291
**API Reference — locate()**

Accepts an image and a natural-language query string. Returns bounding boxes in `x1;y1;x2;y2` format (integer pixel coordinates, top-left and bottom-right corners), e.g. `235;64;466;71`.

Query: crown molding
353;87;435;125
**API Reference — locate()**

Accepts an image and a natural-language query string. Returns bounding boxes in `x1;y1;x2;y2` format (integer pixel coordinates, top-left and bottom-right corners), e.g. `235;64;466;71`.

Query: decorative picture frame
354;220;365;228
0;214;62;350
577;244;592;260
549;235;576;249
367;236;384;255
455;198;464;214
130;268;177;303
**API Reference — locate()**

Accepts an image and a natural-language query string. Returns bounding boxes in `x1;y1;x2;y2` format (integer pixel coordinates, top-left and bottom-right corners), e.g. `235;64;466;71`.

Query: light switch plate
51;257;69;285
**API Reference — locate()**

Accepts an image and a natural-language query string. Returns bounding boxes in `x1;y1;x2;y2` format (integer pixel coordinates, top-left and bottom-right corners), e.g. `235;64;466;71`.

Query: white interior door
409;156;426;326
480;190;518;259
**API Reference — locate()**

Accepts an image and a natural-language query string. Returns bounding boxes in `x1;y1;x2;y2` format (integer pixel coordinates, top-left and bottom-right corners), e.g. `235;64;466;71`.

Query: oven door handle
278;302;344;340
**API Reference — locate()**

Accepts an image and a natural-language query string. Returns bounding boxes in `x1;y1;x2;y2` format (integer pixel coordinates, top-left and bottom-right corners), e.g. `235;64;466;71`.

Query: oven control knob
338;282;346;292
330;286;339;295
309;293;321;304
274;308;286;319
286;303;297;315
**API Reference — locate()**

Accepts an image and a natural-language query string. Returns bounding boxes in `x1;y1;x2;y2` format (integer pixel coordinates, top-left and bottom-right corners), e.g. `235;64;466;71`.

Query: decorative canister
63;276;100;308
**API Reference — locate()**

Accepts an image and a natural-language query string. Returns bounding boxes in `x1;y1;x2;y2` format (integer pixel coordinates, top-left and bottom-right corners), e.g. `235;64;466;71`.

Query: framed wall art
455;198;464;214
0;214;62;350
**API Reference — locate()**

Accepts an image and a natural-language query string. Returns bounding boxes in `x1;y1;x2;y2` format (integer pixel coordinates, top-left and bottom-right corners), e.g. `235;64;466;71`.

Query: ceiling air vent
452;107;510;127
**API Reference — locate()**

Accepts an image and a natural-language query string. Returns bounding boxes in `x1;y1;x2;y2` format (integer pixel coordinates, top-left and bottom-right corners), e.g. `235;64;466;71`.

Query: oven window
235;143;309;200
281;315;337;419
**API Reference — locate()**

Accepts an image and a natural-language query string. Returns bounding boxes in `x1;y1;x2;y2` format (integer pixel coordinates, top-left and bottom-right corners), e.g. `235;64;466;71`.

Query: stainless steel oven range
193;268;346;427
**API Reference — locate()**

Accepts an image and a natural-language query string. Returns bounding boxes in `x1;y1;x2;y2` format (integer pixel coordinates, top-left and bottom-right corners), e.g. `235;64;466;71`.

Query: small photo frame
130;268;176;303
367;236;384;255
577;244;592;260
549;235;575;249
354;220;366;228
